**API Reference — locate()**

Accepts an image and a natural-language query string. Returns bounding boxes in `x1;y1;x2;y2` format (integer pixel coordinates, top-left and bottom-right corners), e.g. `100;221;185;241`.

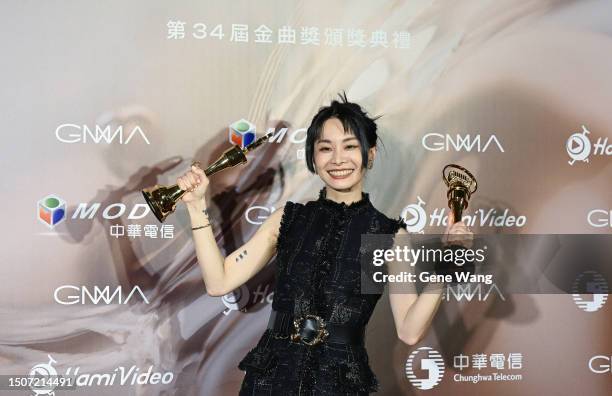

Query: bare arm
388;227;445;346
176;163;283;297
187;200;284;296
389;210;472;345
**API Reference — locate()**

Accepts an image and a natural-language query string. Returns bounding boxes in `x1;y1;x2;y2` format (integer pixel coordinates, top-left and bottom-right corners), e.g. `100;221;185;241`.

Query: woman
177;93;472;395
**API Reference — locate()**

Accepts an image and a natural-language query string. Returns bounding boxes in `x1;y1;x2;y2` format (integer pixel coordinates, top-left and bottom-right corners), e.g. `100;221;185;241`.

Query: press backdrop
1;1;611;395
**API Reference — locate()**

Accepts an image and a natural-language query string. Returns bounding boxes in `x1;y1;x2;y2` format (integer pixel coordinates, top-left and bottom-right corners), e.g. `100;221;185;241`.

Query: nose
332;147;346;165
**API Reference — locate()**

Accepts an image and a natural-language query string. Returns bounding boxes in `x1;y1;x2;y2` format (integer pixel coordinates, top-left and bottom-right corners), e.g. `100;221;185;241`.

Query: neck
324;184;364;205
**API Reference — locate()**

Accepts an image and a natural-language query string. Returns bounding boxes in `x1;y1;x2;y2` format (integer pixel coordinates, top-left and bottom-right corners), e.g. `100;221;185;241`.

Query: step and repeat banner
1;1;610;395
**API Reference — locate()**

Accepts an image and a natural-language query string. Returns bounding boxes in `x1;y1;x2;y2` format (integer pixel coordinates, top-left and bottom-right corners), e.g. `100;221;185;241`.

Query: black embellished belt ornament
267;309;365;346
290;314;329;346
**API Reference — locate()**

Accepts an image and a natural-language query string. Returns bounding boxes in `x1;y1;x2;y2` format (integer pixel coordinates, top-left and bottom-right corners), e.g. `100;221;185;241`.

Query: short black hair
305;91;382;174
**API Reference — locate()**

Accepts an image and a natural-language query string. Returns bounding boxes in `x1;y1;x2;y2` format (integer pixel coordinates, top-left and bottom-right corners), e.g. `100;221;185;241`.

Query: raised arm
387;227;445;346
178;164;284;297
388;211;472;345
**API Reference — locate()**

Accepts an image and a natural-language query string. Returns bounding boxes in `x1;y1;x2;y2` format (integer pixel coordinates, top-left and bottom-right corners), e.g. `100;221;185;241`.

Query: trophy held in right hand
142;131;273;223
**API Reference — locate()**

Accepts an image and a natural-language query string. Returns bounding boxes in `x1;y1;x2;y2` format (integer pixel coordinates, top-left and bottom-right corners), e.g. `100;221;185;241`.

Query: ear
368;146;377;162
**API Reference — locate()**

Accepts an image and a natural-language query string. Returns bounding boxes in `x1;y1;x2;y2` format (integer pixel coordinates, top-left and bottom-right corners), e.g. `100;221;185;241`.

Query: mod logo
229;119;256;149
38;194;67;229
38;194;151;230
405;347;445;390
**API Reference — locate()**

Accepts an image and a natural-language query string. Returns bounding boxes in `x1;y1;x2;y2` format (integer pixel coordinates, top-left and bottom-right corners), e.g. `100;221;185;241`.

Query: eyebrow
316;137;359;144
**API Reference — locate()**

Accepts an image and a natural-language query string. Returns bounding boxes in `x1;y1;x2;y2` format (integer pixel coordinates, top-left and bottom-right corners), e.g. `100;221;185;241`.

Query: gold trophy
142;132;273;222
442;164;478;222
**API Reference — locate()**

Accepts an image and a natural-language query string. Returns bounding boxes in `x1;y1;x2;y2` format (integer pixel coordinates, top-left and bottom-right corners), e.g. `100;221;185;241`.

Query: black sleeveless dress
238;188;405;395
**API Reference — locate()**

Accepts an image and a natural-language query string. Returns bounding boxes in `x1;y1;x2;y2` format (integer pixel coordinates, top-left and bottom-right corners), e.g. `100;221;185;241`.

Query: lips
327;169;354;179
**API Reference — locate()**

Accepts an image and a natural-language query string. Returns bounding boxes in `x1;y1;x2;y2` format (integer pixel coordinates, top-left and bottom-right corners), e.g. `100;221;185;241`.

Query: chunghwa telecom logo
405;347;445;390
571;271;608;312
37;194;67;229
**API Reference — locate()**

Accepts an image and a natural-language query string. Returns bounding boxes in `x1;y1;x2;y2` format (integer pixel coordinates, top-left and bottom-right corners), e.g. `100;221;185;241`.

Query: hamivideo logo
400;196;428;233
38;194;67;229
571;271;608;312
221;285;250;315
28;354;174;392
405;347;445;390
29;355;59;396
566;125;611;165
400;196;527;232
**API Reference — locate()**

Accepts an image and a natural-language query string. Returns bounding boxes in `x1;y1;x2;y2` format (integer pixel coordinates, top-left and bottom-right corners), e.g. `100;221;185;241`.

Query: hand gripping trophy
142;131;273;222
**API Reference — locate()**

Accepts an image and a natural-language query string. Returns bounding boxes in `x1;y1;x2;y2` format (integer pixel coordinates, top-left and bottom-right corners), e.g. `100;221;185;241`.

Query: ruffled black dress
238;188;405;395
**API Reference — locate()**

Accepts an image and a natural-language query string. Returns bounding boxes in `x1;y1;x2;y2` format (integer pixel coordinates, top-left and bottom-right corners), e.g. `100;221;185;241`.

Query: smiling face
313;117;376;192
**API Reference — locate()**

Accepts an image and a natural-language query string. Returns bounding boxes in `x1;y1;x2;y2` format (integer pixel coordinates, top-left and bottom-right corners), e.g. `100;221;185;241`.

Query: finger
451;220;471;232
191;171;203;184
450;226;469;234
447;229;468;240
186;172;198;185
181;176;193;191
192;165;204;175
444;210;456;235
448;210;455;225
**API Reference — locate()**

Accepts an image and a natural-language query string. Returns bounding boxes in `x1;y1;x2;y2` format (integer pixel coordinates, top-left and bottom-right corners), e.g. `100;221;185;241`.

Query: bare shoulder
258;203;287;245
267;203;286;224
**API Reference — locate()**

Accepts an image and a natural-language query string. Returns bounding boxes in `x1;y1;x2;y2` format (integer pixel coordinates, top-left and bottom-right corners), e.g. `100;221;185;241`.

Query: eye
345;144;358;149
318;146;331;152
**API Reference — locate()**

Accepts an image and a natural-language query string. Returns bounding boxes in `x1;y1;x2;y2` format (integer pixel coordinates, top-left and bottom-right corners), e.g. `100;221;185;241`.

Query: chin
325;177;360;190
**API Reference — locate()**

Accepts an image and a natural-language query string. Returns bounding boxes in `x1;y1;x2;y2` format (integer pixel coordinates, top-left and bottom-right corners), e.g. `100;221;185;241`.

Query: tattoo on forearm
235;249;248;262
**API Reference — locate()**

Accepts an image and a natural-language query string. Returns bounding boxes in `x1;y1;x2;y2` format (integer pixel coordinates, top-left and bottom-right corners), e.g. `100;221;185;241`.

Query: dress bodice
272;188;404;326
238;188;406;395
